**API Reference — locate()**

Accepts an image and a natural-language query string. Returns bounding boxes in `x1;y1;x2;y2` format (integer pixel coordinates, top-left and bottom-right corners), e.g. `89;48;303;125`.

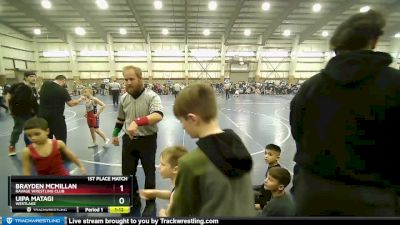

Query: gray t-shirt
174;83;181;92
109;82;121;91
117;88;163;136
261;192;296;217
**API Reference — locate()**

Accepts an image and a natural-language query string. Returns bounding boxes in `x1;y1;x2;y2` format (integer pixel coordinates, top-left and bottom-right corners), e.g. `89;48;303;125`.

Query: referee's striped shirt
117;88;163;136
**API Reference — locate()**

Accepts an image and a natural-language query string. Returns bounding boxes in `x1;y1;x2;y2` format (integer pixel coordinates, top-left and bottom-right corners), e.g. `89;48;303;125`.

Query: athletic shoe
8;146;16;156
88;143;98;148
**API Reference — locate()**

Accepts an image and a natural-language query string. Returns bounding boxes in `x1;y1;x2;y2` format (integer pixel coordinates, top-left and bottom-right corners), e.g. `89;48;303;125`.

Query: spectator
260;167;295;217
6;71;39;156
170;83;255;216
290;10;400;216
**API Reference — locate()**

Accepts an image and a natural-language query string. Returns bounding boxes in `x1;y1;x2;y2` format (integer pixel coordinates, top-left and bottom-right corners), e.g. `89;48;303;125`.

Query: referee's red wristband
134;116;149;126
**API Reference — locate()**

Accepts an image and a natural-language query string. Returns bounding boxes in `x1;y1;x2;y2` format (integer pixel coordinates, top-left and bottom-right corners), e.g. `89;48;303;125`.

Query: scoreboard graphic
8;176;133;213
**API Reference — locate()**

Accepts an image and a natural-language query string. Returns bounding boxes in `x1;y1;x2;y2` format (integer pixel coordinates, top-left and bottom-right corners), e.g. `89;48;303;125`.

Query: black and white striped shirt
117;88;163;136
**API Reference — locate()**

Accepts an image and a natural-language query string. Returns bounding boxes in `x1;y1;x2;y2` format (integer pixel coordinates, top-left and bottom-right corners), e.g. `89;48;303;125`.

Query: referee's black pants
122;134;157;205
111;90;120;105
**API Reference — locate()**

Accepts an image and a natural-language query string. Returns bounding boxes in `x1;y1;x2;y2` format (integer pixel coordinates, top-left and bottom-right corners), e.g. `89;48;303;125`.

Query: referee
112;65;163;217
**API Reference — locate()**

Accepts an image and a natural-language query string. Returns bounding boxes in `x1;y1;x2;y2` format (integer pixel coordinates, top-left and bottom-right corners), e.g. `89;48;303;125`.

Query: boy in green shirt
170;83;255;217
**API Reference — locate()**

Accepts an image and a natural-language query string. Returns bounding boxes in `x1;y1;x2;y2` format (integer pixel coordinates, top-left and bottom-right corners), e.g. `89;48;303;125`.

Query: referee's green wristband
112;127;121;137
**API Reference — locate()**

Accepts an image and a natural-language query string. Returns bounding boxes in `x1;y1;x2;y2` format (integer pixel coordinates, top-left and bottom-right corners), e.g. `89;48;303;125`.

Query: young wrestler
82;88;110;147
21;117;86;176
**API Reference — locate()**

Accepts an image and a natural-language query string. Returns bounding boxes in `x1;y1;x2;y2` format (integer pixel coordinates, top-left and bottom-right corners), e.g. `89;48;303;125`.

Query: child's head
83;88;94;97
173;83;217;138
24;117;49;144
264;144;281;165
159;146;188;179
264;167;291;192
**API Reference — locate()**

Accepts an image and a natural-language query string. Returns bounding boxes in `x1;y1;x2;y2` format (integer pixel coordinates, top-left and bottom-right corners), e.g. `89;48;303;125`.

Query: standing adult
290;10;400;216
173;82;181;98
224;81;231;100
109;78;121;105
6;71;39;156
112;65;163;217
39;75;83;144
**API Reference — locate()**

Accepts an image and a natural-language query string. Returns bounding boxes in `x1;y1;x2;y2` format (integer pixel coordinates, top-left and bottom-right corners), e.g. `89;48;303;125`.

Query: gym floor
0;93;296;216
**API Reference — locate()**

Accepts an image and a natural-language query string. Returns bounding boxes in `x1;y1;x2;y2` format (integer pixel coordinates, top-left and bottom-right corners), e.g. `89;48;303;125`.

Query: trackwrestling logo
2;217;65;225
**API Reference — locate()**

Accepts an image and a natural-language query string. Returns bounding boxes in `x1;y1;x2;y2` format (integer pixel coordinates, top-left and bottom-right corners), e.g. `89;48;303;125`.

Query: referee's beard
126;82;144;97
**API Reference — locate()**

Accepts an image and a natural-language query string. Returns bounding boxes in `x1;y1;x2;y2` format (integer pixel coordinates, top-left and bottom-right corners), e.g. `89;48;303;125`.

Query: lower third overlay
1;217;221;225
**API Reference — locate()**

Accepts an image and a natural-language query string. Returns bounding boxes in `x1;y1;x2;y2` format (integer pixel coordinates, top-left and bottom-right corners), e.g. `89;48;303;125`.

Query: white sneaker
88;143;98;148
104;138;110;146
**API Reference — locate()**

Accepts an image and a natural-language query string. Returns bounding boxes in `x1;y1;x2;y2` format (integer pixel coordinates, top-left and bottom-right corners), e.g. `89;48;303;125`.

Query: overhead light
297;52;324;57
75;27;86;36
162;28;169;35
41;0;52;9
153;50;184;57
244;29;251;36
203;29;210;36
154;0;163;10
115;51;147;57
33;28;41;35
119;28;127;35
360;6;370;13
324;51;336;57
261;50;289;58
80;50;109;57
262;2;270;11
312;3;321;12
322;30;329;37
283;29;291;37
208;1;217;11
43;51;70;58
190;49;220;58
96;0;109;10
395;32;400;38
226;51;255;57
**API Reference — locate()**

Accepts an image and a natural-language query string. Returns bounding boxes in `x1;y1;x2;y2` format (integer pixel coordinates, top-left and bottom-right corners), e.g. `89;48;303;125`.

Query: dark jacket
9;83;38;116
169;129;255;216
290;50;400;187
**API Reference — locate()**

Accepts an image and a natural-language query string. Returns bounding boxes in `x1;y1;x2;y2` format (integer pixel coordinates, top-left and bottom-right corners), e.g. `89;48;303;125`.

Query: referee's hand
127;121;138;136
112;137;119;146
